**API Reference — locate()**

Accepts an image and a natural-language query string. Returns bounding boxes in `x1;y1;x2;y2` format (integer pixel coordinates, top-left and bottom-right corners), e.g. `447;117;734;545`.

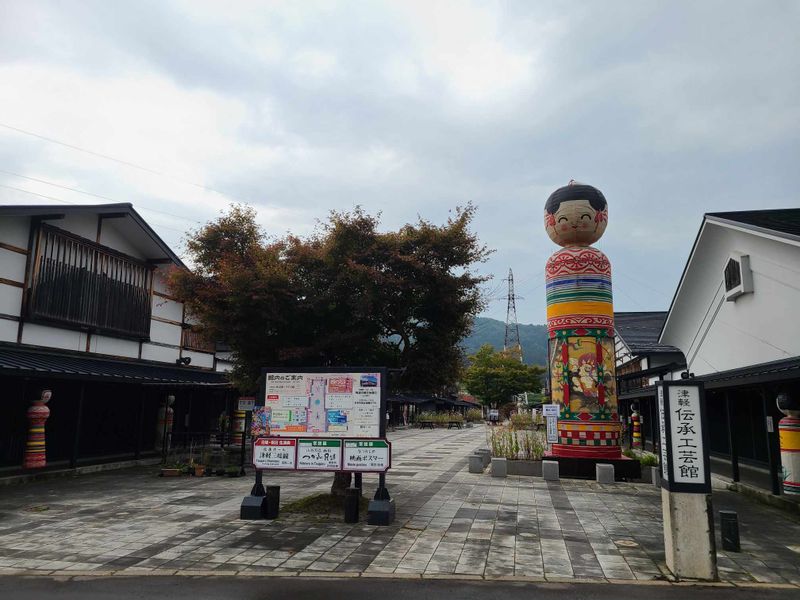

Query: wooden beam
0;241;28;255
0;277;24;288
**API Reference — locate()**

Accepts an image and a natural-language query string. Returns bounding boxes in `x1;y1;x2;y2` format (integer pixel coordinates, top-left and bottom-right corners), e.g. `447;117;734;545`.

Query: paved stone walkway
0;426;798;587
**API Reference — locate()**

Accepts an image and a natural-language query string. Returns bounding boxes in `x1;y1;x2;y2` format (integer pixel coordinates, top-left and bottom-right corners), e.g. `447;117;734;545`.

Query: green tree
462;344;545;409
170;204;490;393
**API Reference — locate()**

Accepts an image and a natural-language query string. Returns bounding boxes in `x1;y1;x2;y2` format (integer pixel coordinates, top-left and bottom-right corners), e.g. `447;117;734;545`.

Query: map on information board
262;371;382;438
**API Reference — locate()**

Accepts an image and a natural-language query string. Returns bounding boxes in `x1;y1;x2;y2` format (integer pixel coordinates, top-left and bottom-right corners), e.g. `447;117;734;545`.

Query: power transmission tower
502;268;523;362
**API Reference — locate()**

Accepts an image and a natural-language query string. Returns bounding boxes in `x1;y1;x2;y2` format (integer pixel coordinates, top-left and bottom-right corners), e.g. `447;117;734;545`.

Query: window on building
724;257;741;292
27;224;153;338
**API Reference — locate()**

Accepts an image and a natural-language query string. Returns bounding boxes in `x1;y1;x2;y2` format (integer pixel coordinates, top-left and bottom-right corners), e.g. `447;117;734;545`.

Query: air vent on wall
723;252;753;301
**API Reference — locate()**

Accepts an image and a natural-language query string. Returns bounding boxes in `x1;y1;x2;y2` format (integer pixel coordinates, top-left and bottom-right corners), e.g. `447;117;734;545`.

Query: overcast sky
1;1;798;325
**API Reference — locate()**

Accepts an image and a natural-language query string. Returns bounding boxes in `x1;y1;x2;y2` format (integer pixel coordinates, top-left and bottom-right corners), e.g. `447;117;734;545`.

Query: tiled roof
615;312;682;355
0;345;229;386
707;209;800;240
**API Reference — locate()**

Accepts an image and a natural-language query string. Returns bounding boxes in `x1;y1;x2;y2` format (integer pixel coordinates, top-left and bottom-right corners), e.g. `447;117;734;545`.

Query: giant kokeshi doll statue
544;182;622;459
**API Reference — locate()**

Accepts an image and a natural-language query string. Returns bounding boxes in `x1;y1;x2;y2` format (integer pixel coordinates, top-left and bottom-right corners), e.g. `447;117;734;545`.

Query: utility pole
502;268;523;362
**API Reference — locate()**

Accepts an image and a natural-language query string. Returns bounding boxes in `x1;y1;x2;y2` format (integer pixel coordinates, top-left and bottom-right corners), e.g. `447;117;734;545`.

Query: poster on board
261;369;385;439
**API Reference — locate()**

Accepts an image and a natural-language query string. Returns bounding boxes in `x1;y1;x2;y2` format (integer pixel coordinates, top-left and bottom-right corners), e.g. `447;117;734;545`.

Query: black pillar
134;387;145;460
70;382;85;469
760;390;781;495
725;391;740;482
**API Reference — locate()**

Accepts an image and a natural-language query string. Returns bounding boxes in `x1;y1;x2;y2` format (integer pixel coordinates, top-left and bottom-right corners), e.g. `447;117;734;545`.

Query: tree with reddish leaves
171;204;490;394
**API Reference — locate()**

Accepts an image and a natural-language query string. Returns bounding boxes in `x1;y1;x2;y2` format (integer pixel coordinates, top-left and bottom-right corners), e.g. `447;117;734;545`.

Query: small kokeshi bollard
777;392;800;495
24;390;52;469
232;409;246;446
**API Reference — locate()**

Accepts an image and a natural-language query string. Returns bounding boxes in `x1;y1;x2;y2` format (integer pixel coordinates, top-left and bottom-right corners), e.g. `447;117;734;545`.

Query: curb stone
0;570;799;588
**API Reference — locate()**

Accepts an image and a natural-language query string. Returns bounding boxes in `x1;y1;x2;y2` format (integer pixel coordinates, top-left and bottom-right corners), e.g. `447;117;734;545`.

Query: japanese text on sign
296;439;342;470
343;439;391;472
264;372;382;438
669;386;705;484
253;438;296;470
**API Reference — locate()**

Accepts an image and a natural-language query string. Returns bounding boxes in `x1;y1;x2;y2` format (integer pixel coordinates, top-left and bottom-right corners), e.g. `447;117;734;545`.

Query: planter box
506;460;543;477
160;468;182;477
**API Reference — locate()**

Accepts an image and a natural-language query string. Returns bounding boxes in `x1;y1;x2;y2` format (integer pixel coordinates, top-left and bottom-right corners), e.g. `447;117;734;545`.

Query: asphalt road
0;576;795;600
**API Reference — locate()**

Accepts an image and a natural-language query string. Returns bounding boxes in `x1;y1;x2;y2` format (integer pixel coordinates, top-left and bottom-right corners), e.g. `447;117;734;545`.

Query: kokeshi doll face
544;183;608;247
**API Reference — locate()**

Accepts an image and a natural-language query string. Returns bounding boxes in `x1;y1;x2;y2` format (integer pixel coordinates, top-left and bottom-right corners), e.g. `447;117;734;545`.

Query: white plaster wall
92;335;139;359
0;216;30;247
21;322;84;351
183;349;214;369
661;224;800;376
98;219;147;259
0;318;17;342
0;247;27;283
152;268;172;295
152;295;183;323
216;359;234;373
44;213;97;241
0;285;22;316
141;342;180;363
150;320;182;346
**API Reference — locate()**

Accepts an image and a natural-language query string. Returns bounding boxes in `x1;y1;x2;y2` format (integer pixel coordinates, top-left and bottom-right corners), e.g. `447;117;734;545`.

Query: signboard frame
252;437;297;470
238;396;256;412
657;381;712;494
542;403;560;418
342;438;392;473
259;367;388;439
295;438;343;472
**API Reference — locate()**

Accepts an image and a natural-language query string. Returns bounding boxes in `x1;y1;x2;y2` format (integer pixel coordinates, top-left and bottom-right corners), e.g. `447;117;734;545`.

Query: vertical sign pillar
657;381;717;581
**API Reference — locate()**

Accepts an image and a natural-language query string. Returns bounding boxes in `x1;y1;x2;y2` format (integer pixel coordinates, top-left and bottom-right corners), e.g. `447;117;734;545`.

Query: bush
417;411;464;427
466;408;484;422
640;452;659;467
487;426;546;461
510;413;533;430
622;448;660;467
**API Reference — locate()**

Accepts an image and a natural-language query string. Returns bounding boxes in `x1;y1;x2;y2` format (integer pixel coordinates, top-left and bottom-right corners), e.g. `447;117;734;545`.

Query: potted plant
160;461;185;477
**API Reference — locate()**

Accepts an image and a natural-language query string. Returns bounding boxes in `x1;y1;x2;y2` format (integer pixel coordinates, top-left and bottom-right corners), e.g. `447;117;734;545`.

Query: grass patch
282;492;370;518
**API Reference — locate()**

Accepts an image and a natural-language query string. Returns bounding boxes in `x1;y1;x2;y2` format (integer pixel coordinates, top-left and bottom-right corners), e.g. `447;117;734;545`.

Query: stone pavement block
491;458;507;478
542;460;559;481
468;455;484;474
3;424;800;586
596;464;614;484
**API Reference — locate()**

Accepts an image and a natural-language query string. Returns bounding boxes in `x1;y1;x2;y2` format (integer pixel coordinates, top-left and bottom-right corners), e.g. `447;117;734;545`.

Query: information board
657;381;711;494
252;437;296;470
546;416;558;443
261;369;385;438
343;439;391;472
296;439;343;470
542;404;560;418
238;396;256;412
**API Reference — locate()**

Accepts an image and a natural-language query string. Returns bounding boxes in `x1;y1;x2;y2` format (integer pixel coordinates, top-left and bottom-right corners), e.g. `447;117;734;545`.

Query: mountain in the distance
461;316;549;366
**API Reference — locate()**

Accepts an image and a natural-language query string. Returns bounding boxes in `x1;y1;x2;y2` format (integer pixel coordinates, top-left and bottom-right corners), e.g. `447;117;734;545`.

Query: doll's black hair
545;183;607;214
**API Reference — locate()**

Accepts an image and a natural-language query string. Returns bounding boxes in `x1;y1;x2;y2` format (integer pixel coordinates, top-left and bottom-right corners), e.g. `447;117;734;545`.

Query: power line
0;168;202;225
0;183;188;234
0;122;256;205
501;268;523;361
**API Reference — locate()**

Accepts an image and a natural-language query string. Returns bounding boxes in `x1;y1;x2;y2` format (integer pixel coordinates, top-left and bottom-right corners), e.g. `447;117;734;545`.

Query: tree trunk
330;472;352;497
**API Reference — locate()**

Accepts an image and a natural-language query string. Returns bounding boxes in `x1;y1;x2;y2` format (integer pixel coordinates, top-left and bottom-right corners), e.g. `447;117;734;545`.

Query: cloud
0;0;798;325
